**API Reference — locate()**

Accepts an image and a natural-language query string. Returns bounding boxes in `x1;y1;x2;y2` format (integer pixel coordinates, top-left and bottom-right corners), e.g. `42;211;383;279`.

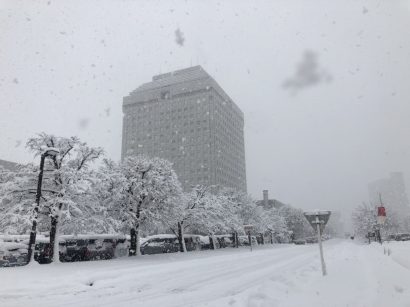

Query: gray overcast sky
1;0;410;222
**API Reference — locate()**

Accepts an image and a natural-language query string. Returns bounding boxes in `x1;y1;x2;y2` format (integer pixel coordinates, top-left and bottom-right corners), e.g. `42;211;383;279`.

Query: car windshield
1;1;410;306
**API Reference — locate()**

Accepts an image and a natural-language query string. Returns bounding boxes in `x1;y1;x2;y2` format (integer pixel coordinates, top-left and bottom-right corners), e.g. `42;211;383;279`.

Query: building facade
122;66;247;192
255;190;286;210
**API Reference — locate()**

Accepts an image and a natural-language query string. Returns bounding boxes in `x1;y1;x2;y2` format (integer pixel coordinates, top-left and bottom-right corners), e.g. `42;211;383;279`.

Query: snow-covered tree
25;133;104;262
260;209;290;243
230;191;263;234
188;188;234;249
352;202;401;240
99;156;182;256
0;164;43;234
161;185;210;252
278;205;313;240
352;202;376;239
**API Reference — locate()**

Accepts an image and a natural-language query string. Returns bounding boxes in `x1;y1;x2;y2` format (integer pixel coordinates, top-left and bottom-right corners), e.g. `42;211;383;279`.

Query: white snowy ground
1;239;410;307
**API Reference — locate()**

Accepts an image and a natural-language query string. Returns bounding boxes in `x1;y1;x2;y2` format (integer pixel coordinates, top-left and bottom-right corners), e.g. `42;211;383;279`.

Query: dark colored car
395;233;410;241
63;239;116;262
293;239;306;245
0;242;28;267
305;237;318;244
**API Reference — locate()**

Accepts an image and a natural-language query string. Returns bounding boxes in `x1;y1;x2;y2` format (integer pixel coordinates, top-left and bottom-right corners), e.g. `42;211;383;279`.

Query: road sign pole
316;217;327;276
304;210;330;277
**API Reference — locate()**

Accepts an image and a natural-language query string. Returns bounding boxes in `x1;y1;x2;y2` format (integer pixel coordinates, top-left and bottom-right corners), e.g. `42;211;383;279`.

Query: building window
161;91;170;99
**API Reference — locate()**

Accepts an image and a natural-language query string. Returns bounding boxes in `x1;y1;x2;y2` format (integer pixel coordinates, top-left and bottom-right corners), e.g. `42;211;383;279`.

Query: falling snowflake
78;118;89;130
283;50;332;94
175;28;185;46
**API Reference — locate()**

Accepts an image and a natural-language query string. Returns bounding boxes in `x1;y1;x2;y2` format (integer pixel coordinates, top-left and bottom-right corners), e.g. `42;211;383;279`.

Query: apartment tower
121;66;247;192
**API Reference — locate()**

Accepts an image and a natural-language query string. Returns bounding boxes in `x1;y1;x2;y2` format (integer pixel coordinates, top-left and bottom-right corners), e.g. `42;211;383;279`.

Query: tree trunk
49;216;57;261
177;222;187;252
209;235;214;250
131;199;143;256
260;233;265;245
135;225;141;256
52;217;61;264
211;232;217;250
270;232;274;244
231;232;239;248
129;227;137;256
49;204;62;263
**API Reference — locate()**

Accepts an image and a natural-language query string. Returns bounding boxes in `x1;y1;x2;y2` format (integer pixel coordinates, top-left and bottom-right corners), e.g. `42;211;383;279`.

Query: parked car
215;234;235;248
0;242;28;267
0;236;29;267
238;235;258;246
395;233;410;241
305;237;318;244
140;234;202;255
293;239;306;245
34;234;128;263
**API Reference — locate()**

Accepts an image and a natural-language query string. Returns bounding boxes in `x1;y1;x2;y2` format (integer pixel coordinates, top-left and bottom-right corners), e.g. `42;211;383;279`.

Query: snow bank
1;240;410;307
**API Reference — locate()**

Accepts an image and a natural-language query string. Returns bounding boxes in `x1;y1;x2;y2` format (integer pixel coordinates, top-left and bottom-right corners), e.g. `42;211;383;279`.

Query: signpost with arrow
304;210;331;276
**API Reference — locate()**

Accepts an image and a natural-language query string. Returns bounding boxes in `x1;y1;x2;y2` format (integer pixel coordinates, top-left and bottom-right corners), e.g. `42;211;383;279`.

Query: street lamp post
26;148;59;264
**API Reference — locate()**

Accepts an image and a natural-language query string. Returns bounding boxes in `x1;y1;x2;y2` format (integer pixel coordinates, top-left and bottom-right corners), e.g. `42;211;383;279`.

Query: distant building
0;159;19;171
121;66;247;192
256;190;286;210
368;172;410;215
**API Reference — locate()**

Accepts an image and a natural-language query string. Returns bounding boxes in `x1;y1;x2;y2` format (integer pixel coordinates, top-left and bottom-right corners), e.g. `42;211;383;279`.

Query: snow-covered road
1;240;410;307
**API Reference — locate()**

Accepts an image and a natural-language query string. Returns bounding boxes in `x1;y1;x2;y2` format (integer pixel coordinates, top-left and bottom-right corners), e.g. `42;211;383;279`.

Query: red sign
377;206;386;217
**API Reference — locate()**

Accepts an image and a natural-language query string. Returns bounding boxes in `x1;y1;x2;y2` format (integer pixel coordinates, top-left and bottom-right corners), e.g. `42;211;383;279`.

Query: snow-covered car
62;235;127;262
0;242;28;267
215;234;235;248
238;235;258;246
140;234;202;255
197;236;220;250
34;234;128;263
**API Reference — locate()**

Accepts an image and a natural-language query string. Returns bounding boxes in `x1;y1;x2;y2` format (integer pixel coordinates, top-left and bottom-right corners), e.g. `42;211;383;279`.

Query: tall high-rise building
122;66;247;192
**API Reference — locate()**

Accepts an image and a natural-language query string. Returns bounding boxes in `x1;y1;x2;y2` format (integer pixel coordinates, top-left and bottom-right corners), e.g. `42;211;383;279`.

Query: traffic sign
304;210;331;276
377;206;386;225
304;210;331;231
